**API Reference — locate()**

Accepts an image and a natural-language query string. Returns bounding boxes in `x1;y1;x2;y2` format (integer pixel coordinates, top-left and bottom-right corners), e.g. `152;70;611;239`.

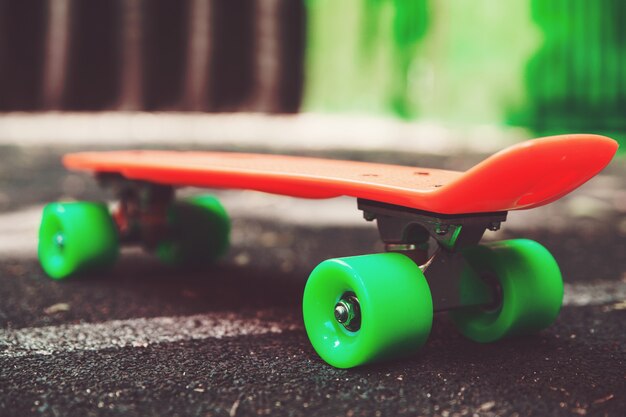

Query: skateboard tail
430;134;618;213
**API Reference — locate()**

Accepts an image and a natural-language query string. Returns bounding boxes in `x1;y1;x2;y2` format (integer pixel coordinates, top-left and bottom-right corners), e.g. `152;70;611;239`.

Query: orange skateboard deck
64;134;618;214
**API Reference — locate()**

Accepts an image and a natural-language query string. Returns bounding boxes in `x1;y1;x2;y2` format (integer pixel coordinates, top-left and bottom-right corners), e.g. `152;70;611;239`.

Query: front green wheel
303;253;433;368
38;202;119;279
156;195;230;266
450;239;563;343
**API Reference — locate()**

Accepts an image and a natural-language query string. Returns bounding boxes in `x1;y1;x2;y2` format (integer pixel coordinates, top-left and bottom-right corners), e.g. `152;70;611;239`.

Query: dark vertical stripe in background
276;0;305;113
143;0;189;111
64;0;121;110
0;0;46;110
210;0;254;112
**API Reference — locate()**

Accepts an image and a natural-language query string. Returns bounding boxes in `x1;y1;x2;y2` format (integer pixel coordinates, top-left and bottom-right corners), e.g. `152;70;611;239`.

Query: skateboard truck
358;199;507;312
96;173;174;250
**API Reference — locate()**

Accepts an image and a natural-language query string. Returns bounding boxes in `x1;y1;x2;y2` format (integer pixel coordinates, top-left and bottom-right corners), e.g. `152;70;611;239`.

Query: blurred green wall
303;0;429;119
303;0;626;147
513;0;626;140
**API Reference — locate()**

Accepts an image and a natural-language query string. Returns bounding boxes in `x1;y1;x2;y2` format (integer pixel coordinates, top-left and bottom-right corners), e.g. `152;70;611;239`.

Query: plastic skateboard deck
64;134;618;214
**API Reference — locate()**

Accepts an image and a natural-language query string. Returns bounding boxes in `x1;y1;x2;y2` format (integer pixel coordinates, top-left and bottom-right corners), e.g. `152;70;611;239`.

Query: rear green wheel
156;195;230;265
38;202;119;280
450;239;563;343
303;252;433;368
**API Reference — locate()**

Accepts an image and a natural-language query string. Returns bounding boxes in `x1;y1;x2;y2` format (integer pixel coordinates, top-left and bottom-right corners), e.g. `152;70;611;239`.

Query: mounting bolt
334;294;361;331
363;211;376;222
488;221;501;231
435;224;449;235
54;232;65;249
334;303;349;323
385;243;417;252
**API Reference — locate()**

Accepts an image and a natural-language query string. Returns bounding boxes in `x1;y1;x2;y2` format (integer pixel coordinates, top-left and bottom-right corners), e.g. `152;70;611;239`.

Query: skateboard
38;134;618;368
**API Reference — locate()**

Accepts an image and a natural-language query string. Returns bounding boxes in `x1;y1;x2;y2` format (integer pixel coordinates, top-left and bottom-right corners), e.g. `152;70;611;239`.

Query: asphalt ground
0;143;625;417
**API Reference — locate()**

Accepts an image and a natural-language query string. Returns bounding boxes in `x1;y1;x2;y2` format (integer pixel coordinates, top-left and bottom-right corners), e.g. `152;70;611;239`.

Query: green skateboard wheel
303;252;433;368
38;202;119;280
451;239;563;343
156;195;230;265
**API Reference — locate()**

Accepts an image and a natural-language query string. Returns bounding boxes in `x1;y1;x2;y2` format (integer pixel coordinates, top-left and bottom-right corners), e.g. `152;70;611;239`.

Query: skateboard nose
517;135;618;207
516;168;581;206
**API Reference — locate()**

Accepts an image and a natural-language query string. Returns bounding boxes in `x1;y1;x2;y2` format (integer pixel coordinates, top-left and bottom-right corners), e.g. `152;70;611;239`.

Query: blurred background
1;4;625;415
1;0;626;150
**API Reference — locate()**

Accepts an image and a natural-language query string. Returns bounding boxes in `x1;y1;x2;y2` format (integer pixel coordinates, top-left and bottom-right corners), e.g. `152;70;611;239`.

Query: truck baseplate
358;199;508;312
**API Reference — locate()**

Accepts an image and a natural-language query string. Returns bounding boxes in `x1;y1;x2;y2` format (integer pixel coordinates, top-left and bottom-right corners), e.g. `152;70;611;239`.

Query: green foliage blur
303;0;626;150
